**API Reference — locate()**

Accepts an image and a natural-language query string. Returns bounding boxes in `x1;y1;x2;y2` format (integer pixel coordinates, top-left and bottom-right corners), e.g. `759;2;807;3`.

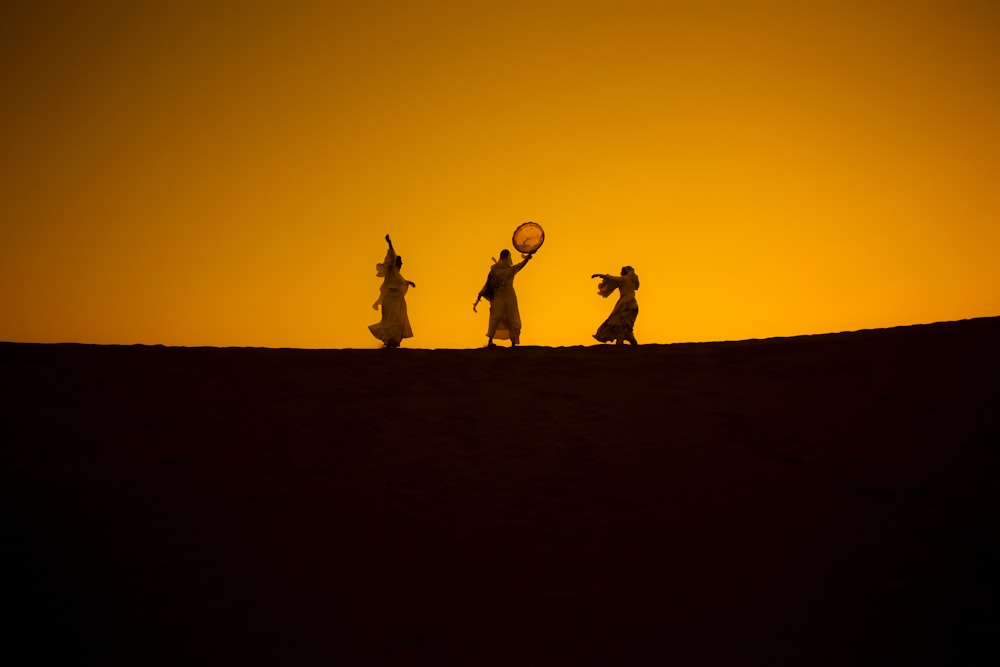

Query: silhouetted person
369;234;415;348
474;249;533;347
592;266;639;345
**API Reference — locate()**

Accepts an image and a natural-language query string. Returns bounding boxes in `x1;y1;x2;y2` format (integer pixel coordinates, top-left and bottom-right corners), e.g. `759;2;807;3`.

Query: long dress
479;256;530;344
594;270;639;343
369;248;413;346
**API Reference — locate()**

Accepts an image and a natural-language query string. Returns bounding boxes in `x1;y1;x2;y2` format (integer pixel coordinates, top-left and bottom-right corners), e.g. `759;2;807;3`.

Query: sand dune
3;318;999;665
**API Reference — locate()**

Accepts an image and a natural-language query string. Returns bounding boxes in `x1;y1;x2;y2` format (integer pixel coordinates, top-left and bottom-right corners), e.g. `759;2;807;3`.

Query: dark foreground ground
3;318;1000;665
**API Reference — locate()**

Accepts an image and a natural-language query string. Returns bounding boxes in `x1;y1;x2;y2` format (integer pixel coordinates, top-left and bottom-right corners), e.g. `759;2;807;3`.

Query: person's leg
626;306;639;346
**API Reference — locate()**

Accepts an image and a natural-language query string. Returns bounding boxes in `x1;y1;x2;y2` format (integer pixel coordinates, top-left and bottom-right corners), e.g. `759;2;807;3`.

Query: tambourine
512;221;545;255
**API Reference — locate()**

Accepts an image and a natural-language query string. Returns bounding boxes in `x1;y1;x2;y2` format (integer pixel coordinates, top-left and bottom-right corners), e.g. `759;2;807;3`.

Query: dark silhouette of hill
3;317;999;665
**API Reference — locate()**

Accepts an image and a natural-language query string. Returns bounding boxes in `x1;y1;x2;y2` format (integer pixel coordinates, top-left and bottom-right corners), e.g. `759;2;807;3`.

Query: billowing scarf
478;255;512;302
597;267;639;298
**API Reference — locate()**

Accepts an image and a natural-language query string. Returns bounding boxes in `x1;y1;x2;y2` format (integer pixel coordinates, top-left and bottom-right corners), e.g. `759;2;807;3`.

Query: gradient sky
2;1;998;349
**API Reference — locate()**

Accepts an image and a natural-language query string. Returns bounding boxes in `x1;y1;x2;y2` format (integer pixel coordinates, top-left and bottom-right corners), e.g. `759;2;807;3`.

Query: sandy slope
3;318;999;665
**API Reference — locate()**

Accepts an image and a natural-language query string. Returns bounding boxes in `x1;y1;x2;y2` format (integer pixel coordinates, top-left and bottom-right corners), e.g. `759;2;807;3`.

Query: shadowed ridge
3;315;998;355
1;315;999;665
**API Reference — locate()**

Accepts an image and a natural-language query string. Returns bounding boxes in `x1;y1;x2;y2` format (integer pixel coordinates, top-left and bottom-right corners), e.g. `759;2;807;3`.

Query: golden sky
2;1;998;348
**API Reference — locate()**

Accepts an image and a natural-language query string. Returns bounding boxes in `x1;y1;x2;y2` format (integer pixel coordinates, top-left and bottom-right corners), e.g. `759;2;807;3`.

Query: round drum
512;221;545;254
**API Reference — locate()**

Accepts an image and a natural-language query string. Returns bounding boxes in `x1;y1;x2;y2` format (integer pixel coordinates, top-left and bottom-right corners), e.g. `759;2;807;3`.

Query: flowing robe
480;257;530;344
369;248;413;344
594;271;639;343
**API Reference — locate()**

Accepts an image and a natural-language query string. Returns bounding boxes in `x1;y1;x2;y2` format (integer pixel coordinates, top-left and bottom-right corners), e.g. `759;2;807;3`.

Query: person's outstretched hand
591;274;600;279
385;234;391;242
408;281;416;288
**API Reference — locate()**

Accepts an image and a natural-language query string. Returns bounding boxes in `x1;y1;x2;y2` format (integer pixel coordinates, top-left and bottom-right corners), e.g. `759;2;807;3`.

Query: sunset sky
2;1;998;349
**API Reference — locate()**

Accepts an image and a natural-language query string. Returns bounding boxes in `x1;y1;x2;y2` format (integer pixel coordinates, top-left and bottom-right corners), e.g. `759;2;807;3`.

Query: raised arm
511;252;533;274
382;234;397;267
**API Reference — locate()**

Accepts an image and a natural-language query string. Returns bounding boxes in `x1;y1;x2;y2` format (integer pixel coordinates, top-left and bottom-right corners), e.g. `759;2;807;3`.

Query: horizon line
2;316;997;351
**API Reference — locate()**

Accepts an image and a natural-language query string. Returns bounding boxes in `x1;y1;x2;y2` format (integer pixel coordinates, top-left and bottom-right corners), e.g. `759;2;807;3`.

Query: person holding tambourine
474;249;533;347
473;222;543;348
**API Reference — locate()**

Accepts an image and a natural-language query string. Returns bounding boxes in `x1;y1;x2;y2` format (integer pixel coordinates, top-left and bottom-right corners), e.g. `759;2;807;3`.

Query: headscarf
375;247;398;278
623;266;639;291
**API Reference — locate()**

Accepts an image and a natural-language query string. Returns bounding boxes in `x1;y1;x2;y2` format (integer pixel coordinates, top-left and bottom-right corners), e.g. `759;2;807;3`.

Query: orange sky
2;1;998;348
